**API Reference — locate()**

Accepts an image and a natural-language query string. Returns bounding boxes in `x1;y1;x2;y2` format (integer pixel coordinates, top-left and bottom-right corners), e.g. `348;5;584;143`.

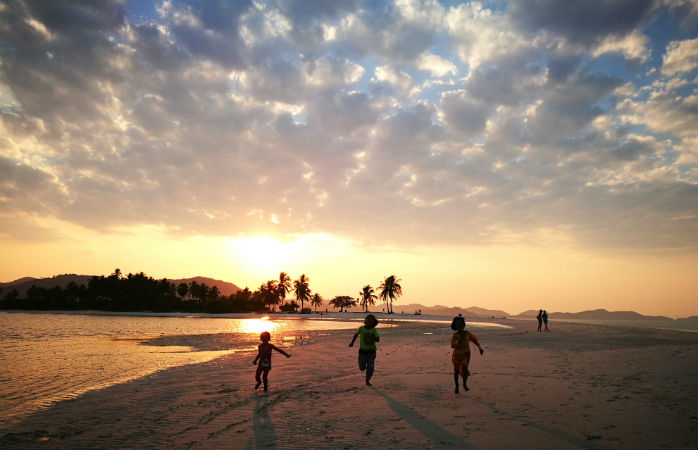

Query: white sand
1;318;696;449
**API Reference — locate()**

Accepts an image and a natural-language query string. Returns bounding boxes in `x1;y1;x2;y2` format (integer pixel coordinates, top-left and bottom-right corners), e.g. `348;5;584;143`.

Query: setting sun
227;236;295;273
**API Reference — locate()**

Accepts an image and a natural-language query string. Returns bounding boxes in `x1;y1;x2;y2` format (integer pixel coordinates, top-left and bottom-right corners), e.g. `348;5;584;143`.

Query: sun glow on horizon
223;233;350;279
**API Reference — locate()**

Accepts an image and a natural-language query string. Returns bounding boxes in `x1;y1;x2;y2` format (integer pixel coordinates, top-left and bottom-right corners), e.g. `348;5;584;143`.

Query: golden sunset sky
1;1;696;317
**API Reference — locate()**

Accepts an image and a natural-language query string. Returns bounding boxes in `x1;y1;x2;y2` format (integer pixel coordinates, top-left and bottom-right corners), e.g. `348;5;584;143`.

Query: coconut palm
294;274;311;311
359;285;377;313
310;293;323;312
277;272;291;306
177;282;189;299
258;280;279;312
378;275;402;314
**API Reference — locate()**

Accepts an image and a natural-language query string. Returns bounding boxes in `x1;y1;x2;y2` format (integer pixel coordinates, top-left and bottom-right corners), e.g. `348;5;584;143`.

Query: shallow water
0;312;357;427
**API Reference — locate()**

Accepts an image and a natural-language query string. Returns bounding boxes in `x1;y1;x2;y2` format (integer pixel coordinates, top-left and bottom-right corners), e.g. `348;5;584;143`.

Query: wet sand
1;318;696;449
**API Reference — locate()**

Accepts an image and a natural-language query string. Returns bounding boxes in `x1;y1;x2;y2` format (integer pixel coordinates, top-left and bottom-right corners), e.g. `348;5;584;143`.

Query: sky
0;0;696;318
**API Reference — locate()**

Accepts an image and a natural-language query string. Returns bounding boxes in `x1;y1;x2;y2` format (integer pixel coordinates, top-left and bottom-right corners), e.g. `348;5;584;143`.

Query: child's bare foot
463;385;470;391
365;380;372;386
455;387;459;394
263;386;268;392
255;382;261;390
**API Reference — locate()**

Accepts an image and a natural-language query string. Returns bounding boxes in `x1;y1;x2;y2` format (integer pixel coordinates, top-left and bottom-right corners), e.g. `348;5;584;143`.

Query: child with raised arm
253;331;291;392
349;314;380;386
450;315;484;394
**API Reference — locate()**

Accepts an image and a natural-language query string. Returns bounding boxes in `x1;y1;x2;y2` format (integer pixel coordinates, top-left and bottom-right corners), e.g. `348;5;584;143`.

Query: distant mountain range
515;308;696;327
345;303;509;318
0;274;241;298
1;275;695;325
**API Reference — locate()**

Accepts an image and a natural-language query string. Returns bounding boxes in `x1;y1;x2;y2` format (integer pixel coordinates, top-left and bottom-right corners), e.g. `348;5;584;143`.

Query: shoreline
2;309;695;333
2;318;696;449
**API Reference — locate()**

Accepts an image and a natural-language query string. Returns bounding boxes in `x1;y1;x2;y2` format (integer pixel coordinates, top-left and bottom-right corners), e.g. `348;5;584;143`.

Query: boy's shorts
358;348;376;369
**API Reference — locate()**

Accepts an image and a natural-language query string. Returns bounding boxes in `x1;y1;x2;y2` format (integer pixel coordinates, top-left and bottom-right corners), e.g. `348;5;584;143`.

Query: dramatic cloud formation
1;0;696;253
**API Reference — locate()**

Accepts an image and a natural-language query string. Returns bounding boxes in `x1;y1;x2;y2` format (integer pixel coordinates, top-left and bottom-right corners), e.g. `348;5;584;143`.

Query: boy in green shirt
349;314;380;386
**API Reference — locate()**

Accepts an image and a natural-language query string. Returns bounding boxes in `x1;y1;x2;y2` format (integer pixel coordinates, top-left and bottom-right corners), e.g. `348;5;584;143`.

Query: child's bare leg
454;370;460;393
255;366;262;389
262;368;269;391
463;371;470;391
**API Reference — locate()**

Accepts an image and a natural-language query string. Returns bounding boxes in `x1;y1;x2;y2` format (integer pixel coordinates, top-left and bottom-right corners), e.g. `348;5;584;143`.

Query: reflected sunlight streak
235;317;279;335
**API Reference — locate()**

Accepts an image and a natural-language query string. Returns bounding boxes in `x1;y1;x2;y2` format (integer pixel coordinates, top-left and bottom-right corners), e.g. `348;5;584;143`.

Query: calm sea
0;311;358;428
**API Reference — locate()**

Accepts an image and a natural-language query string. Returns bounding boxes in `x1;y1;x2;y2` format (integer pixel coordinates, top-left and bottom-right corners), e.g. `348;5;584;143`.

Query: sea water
0;311;358;428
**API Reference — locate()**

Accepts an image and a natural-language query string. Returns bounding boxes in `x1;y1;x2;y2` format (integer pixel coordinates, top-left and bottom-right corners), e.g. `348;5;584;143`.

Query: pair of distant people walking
536;309;549;332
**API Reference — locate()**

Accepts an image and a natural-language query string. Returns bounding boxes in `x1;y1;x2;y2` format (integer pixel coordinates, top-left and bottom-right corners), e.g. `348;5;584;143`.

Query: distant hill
464;306;510;318
343;302;505;318
515;308;683;322
169;277;241;296
0;274;241;298
0;274;93;298
675;316;698;328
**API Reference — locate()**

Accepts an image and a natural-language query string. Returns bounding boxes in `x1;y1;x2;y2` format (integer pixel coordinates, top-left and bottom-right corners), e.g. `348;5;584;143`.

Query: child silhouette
253;331;291;391
450;315;484;393
349;314;380;386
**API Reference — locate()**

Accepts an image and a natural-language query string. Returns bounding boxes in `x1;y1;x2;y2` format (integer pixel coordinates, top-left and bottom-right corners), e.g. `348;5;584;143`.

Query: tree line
0;269;403;315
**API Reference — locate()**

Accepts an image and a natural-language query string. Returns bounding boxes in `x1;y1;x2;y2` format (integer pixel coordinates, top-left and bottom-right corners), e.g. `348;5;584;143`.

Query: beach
1;316;696;450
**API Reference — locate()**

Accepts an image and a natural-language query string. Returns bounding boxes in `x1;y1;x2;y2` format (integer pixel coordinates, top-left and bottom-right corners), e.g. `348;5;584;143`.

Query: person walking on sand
536;309;543;332
349;314;380;386
450;315;484;394
253;331;291;392
542;310;549;332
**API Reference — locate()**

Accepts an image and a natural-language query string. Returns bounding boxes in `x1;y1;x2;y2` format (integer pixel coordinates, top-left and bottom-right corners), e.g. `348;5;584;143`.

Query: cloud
661;38;698;76
417;53;457;77
439;90;493;137
0;0;695;252
509;0;653;47
446;2;524;70
592;29;650;62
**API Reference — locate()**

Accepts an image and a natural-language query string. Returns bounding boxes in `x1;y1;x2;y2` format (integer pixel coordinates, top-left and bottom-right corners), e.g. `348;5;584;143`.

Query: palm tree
277;272;291;306
378;275;402;314
293;274;311;311
258;280;279;312
359;285;377;313
310;293;323;312
177;282;189;299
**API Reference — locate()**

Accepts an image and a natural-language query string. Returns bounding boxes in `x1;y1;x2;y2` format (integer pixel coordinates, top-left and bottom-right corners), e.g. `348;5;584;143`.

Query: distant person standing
349;314;380;386
542;310;549;332
253;331;291;392
536;309;543;332
450;315;484;393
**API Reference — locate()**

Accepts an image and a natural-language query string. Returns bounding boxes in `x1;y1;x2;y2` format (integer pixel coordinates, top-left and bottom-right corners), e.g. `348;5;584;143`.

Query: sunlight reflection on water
0;312;358;428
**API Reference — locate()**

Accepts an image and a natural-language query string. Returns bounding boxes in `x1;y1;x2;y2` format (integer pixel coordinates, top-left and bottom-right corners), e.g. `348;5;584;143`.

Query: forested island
0;269;402;314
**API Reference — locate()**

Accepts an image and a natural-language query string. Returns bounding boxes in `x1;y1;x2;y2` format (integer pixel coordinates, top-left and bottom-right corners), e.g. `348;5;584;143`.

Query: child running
349;314;380;386
253;331;291;392
450;315;484;394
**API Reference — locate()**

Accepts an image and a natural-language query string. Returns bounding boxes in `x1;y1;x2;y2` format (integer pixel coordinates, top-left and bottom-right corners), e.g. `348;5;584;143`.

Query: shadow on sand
468;397;612;450
373;387;476;449
252;394;277;450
